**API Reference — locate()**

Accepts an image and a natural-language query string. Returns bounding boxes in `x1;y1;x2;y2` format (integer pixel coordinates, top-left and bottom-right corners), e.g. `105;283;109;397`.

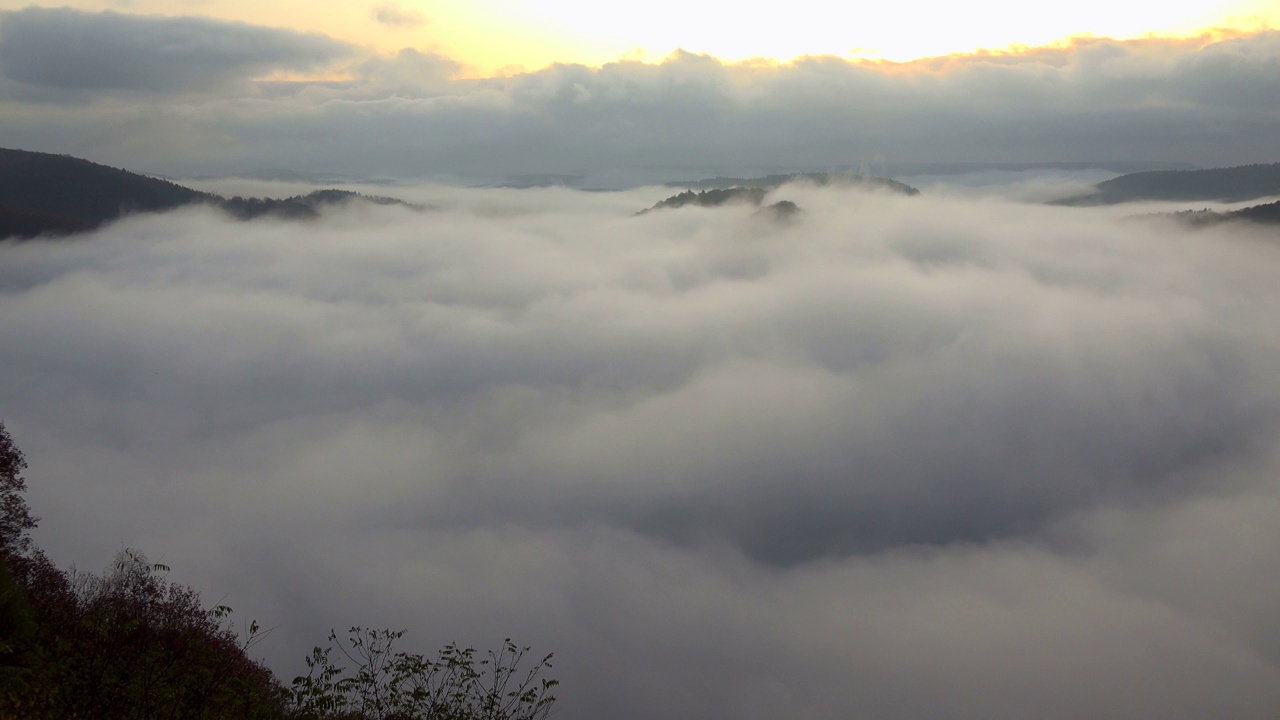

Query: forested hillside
0;148;211;238
1158;199;1280;228
1055;163;1280;205
0;148;419;240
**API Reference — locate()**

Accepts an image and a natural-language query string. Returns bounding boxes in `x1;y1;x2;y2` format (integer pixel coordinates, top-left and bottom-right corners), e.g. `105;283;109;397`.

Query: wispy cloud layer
2;184;1280;718
371;2;426;28
0;8;1276;178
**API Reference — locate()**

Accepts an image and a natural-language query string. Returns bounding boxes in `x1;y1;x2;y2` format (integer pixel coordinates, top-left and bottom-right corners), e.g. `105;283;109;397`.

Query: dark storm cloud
2;184;1280;719
0;7;353;93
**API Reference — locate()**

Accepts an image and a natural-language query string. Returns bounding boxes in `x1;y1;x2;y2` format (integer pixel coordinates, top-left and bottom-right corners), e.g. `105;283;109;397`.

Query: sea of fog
2;177;1279;719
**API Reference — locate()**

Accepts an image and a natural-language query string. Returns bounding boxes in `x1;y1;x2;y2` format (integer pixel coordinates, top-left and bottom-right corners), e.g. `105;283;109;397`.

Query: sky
0;2;1278;180
4;182;1280;718
1;0;1277;74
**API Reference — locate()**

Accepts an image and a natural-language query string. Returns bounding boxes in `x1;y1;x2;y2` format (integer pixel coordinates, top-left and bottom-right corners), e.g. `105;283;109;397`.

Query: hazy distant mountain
0;148;419;240
1152;200;1280;228
635;188;805;222
1054;163;1280;206
1230;200;1280;224
638;187;771;214
887;161;1197;177
669;172;920;195
489;173;589;189
638;175;919;217
219;189;417;221
752;200;801;222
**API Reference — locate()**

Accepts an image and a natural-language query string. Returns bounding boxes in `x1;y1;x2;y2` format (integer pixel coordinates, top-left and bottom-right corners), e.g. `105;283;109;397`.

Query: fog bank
2;183;1280;719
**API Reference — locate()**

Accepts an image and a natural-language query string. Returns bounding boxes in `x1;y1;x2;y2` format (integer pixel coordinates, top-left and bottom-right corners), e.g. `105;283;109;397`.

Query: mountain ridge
1147;199;1280;228
637;175;920;217
0;148;419;240
1053;163;1280;206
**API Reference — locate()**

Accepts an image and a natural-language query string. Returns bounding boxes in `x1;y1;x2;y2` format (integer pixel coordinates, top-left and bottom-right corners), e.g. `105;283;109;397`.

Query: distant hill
638;187;770;214
1152;199;1280;228
634;188;804;222
884;160;1197;176
219;189;415;221
669;172;920;195
1232;200;1280;224
1053;163;1280;206
753;199;801;223
0;148;419;240
0;203;95;238
0;148;214;236
638;175;918;217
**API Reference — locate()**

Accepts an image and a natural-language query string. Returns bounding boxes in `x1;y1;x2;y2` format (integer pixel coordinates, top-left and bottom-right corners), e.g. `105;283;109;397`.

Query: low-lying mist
2;182;1279;719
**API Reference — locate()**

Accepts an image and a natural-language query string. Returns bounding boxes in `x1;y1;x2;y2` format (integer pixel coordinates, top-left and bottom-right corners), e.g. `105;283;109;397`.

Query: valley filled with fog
3;179;1280;719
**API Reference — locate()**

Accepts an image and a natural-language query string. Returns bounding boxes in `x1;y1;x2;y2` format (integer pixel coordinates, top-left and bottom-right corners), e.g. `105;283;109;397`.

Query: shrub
0;422;560;719
5;549;287;719
0;420;36;557
291;628;557;720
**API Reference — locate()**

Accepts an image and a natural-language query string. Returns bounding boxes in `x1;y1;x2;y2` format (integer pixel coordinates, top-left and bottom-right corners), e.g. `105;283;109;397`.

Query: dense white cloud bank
0;7;1278;180
2;183;1279;718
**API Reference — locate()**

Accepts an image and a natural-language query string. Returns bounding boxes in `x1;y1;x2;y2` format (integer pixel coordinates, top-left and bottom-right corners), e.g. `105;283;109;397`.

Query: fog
2;182;1280;718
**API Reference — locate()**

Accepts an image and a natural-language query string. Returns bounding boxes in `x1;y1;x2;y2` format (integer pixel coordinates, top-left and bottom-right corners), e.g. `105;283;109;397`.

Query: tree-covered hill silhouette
637;187;770;214
0;148;420;240
219;188;416;221
1149;199;1280;228
0;203;95;238
637;174;918;217
0;148;211;238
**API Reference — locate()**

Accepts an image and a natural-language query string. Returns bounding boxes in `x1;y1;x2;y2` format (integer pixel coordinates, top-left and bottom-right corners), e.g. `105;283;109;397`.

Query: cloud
2;183;1280;718
0;7;353;93
351;48;462;97
371;2;427;28
3;23;1277;180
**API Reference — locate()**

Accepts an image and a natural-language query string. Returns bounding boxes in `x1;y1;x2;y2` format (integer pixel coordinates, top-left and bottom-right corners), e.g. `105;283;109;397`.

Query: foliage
4;549;287;719
0;420;36;557
0;421;559;719
0;422;287;718
291;628;557;720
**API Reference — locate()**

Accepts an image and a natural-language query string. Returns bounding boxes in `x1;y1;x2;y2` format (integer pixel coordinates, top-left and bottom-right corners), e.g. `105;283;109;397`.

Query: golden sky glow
2;0;1278;75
